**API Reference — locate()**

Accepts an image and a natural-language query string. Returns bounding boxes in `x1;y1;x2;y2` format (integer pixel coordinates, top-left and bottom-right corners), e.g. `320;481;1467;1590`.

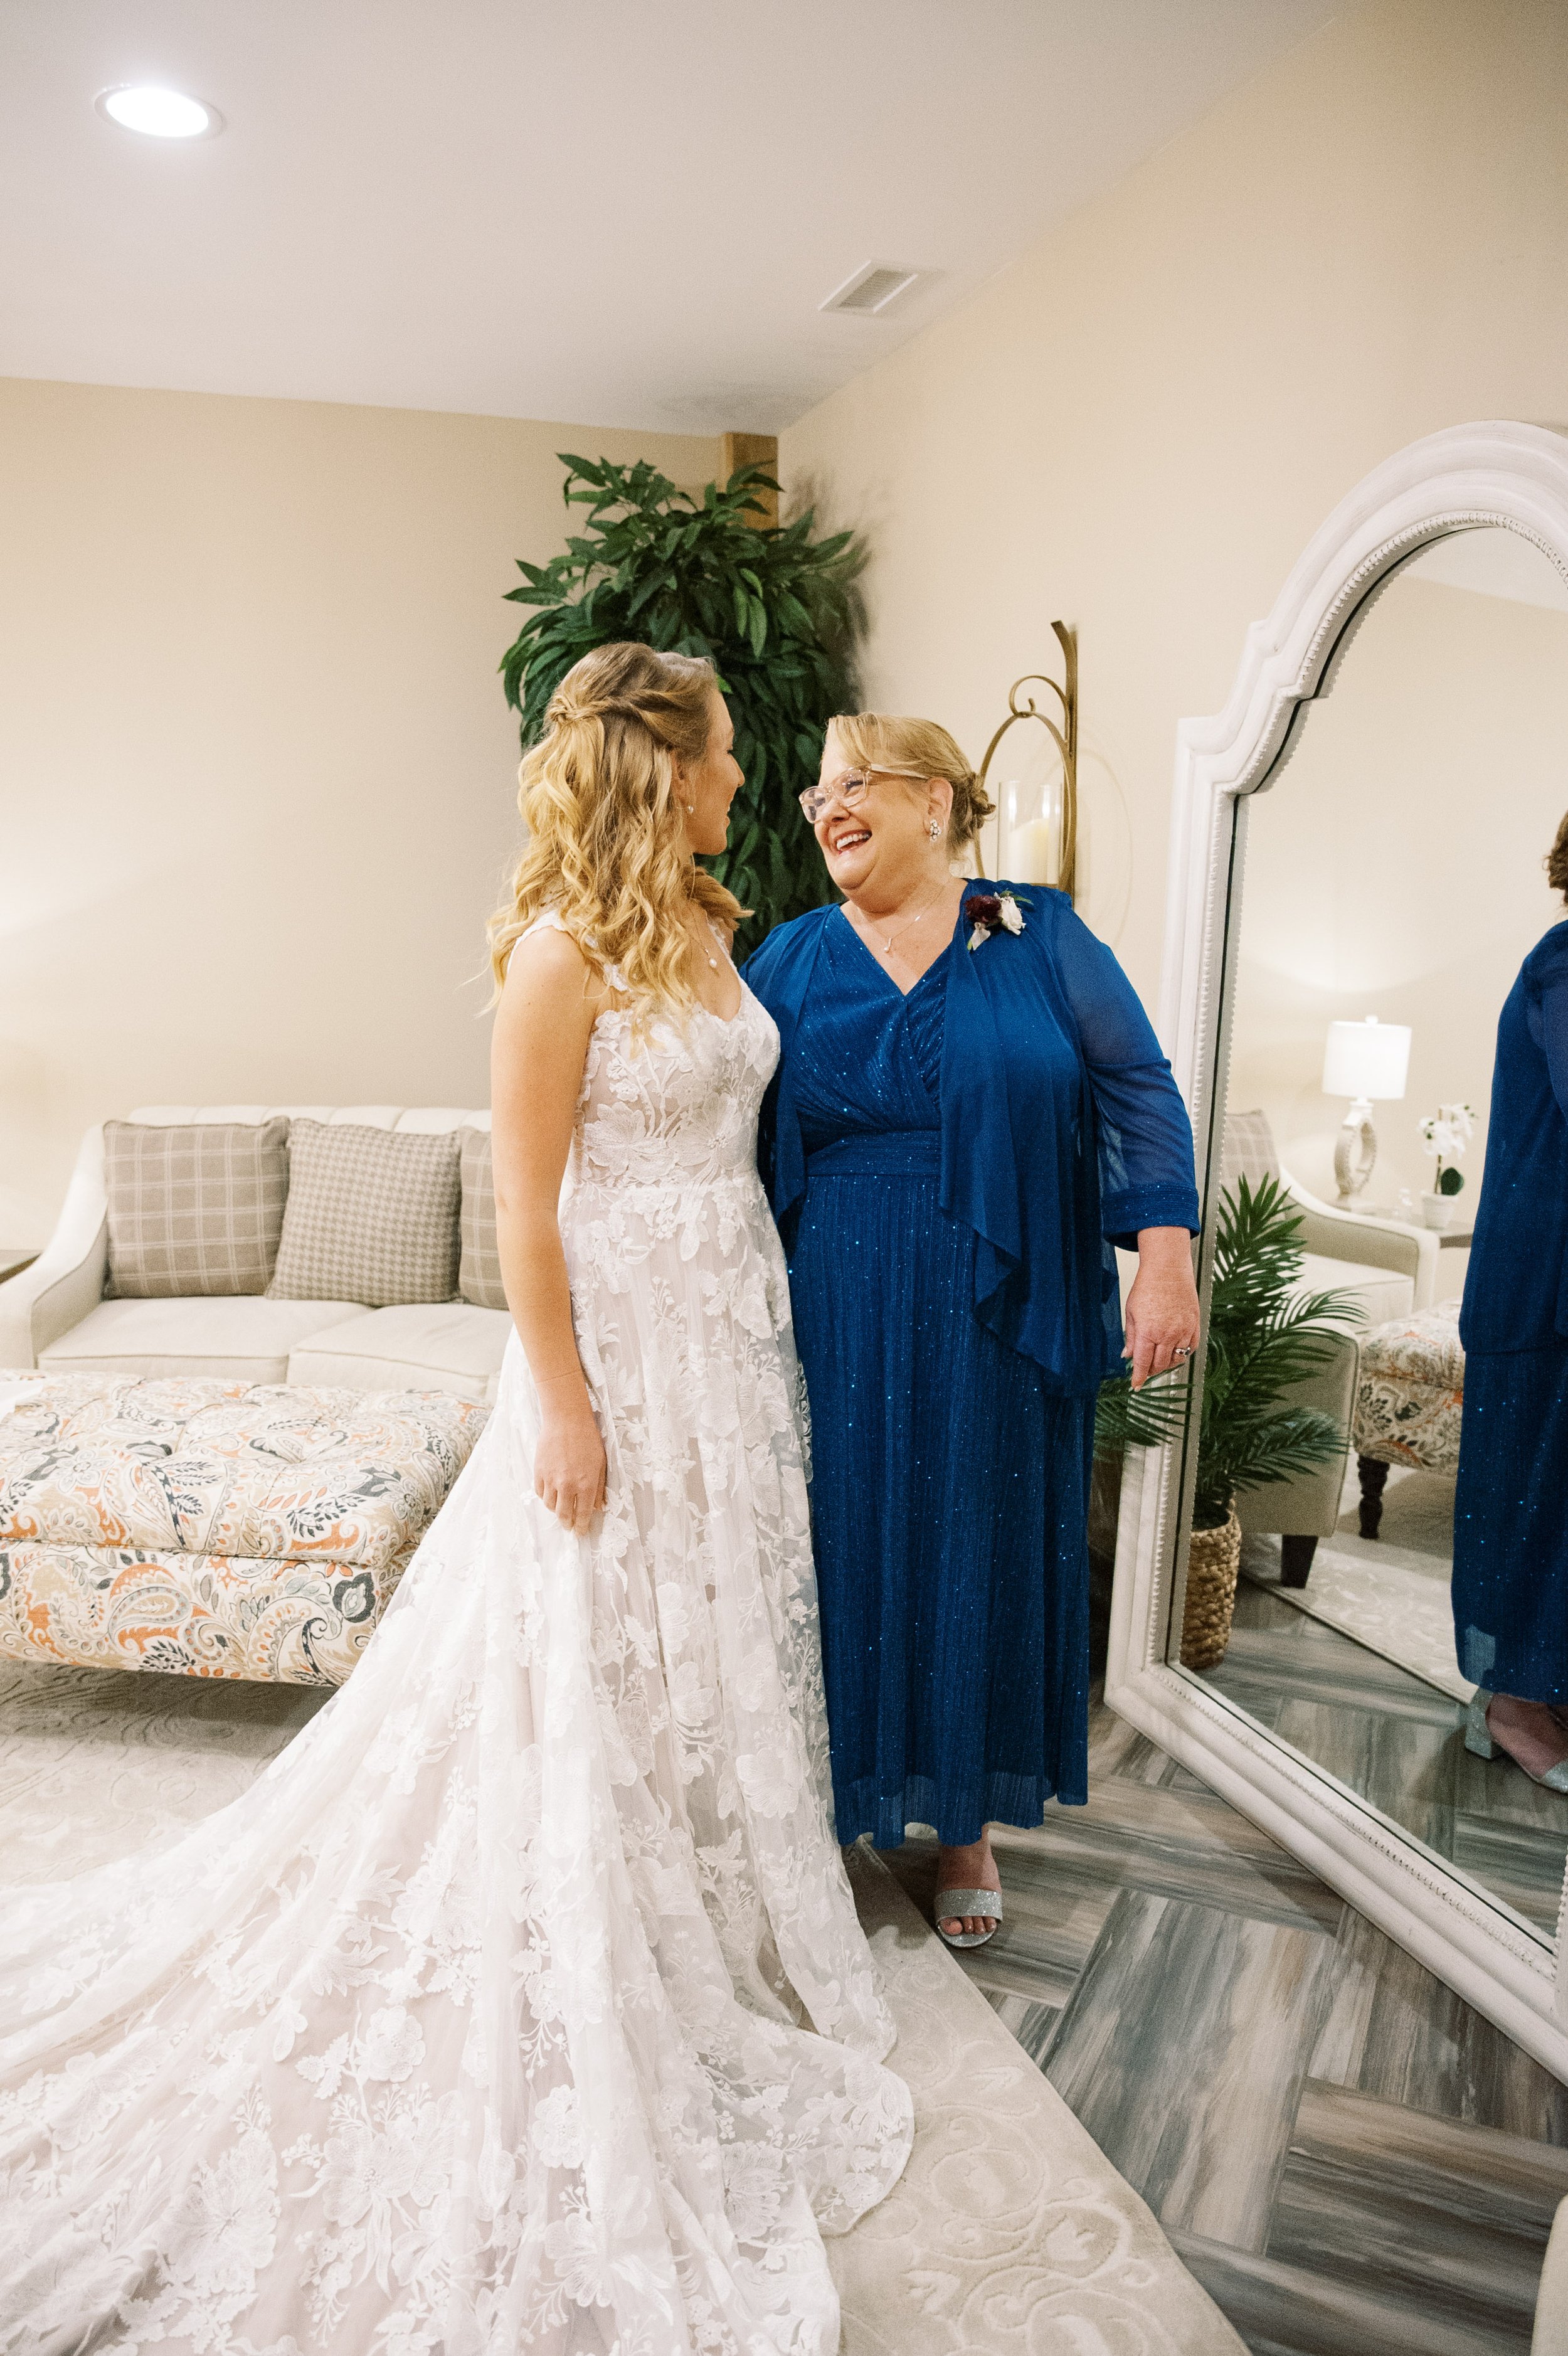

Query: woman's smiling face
810;726;951;896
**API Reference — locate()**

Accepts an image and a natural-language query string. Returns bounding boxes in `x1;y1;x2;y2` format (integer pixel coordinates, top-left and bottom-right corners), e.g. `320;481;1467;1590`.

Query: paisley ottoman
1351;1297;1464;1538
0;1374;489;1684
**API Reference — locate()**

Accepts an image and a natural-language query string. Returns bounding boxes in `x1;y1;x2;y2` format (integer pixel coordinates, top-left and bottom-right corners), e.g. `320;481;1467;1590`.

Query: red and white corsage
965;890;1027;953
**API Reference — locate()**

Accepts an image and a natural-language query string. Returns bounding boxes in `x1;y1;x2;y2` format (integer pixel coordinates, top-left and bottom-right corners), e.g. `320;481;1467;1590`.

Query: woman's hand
1123;1226;1201;1389
534;1384;607;1534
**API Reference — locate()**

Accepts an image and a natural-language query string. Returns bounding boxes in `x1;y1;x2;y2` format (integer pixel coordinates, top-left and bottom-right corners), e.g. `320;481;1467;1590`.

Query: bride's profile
0;641;913;2353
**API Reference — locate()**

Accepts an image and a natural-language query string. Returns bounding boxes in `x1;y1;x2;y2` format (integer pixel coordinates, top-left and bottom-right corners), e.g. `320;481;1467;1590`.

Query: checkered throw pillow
1218;1108;1281;1195
268;1122;461;1308
458;1127;507;1310
105;1118;290;1298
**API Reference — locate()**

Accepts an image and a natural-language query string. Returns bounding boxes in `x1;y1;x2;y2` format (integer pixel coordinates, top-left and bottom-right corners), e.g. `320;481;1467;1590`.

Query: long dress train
0;952;913;2355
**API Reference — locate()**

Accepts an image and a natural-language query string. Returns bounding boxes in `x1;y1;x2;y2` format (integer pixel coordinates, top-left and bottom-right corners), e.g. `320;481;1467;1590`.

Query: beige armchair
1219;1112;1434;1584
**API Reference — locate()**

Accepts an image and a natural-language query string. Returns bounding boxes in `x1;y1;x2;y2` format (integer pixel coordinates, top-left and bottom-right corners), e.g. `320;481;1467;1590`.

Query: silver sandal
933;1886;1003;1950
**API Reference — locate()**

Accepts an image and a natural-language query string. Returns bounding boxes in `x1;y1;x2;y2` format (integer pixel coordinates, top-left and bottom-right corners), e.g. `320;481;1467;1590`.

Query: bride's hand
534;1398;607;1534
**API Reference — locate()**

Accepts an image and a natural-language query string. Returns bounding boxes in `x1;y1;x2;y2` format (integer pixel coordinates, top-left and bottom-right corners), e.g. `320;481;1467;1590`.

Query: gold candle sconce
976;622;1079;900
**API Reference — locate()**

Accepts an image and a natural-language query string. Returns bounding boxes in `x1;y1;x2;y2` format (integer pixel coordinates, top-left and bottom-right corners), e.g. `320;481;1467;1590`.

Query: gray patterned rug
0;1659;1241;2353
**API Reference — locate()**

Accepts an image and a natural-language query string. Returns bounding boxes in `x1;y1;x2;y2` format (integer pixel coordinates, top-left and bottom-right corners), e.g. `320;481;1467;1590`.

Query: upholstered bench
1351;1298;1464;1538
0;1374;488;1685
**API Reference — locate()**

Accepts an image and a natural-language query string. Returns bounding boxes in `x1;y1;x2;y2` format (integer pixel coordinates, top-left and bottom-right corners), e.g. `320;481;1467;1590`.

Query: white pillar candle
1008;815;1059;886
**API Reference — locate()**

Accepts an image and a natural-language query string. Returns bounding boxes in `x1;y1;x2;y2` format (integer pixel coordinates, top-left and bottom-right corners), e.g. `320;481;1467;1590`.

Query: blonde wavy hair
828;712;994;849
488;642;747;1011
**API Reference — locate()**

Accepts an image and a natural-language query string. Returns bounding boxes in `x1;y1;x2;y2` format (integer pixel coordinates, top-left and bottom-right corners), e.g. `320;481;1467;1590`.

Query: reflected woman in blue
1456;812;1568;1784
746;715;1200;1948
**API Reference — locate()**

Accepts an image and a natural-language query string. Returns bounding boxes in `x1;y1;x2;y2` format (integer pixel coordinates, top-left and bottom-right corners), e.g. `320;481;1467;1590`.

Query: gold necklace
851;879;951;958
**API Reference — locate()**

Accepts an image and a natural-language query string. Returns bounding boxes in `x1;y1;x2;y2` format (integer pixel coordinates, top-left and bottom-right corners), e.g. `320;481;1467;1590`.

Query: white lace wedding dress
0;944;914;2355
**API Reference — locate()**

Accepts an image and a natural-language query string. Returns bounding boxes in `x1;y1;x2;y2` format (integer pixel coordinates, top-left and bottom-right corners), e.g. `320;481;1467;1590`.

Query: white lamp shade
1322;1017;1411;1101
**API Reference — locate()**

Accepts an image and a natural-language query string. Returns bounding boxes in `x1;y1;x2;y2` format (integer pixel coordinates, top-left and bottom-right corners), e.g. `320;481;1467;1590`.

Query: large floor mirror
1106;422;1568;2074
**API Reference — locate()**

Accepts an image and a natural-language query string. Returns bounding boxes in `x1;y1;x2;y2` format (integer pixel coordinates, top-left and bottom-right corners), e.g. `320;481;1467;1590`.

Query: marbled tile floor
1207;1579;1568;1939
881;1685;1568;2355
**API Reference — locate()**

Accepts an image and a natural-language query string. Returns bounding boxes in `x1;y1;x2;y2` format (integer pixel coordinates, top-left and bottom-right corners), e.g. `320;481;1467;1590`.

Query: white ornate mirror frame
1104;420;1568;2077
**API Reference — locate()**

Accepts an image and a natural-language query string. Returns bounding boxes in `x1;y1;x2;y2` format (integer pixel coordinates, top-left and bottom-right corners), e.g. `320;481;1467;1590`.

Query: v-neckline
834;901;963;1000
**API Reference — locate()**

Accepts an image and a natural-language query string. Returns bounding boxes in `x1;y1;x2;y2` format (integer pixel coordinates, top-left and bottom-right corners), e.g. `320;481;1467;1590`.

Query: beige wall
780;0;1568;978
0;379;717;1242
1230;570;1568;1230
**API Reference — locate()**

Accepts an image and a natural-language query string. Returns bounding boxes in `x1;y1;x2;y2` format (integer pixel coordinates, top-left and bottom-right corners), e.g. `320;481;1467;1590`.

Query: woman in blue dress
1455;814;1568;1785
746;714;1200;1947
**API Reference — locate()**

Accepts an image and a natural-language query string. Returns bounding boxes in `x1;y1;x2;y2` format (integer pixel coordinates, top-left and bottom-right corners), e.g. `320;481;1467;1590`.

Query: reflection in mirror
1172;526;1568;1938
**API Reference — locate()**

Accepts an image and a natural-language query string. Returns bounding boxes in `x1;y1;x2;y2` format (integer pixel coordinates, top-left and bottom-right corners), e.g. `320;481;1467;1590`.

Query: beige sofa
0;1106;512;1404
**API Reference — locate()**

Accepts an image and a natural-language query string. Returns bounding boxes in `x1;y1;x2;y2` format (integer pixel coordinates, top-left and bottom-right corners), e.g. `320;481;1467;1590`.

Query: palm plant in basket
1094;1173;1365;1669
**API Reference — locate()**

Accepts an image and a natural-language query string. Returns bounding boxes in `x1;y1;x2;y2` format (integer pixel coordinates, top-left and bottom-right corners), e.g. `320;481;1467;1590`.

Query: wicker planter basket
1179;1510;1242;1671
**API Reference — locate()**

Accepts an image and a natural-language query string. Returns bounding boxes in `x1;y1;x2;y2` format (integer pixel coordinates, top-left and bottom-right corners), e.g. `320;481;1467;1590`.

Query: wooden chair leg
1279;1535;1317;1588
1357;1455;1390;1539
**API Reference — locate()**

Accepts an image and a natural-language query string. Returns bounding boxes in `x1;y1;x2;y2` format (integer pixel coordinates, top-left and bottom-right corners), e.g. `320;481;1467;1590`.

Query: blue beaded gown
1453;918;1568;1702
746;894;1199;1849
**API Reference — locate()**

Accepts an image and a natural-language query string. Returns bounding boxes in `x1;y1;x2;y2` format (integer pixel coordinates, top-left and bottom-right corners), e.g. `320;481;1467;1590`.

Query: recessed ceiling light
95;85;224;141
820;262;923;318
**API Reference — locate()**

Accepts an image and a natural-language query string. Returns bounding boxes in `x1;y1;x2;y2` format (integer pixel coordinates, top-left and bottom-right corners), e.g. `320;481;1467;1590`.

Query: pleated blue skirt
789;1128;1093;1848
1453;1342;1568;1702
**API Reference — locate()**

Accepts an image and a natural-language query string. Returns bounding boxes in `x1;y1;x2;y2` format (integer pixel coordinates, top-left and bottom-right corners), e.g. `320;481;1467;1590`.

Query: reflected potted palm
1096;1174;1364;1669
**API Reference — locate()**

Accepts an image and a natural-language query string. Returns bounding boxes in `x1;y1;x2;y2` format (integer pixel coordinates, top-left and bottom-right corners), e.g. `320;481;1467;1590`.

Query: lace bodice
569;988;780;1201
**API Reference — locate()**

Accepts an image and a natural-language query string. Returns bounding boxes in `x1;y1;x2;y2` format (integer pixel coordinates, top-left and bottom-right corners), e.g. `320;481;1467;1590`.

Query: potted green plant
501;454;862;955
1094;1173;1365;1669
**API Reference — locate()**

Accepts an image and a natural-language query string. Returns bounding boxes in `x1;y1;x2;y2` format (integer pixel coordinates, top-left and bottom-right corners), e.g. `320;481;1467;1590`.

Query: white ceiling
1;0;1337;435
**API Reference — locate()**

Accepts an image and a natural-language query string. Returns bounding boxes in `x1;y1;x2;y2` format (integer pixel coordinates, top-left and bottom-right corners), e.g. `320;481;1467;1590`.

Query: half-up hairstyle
1548;808;1568;903
488;642;747;1009
828;711;994;849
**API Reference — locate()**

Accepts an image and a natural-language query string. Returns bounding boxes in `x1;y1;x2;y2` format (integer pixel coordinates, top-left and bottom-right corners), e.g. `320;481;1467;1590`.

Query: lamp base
1334;1098;1377;1201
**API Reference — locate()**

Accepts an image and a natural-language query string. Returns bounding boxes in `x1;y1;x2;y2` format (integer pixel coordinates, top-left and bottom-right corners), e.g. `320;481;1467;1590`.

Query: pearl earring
684;802;696;815
928;820;941;841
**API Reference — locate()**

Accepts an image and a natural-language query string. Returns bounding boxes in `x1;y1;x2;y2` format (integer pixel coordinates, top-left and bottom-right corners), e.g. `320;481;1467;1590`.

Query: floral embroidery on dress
0;938;912;2353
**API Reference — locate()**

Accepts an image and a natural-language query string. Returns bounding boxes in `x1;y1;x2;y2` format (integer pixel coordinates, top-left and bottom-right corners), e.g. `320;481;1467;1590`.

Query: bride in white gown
0;644;913;2354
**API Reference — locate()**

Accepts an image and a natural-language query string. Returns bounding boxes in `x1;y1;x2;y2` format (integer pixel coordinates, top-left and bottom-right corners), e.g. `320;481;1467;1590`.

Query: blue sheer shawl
744;884;1199;1396
1461;918;1568;1356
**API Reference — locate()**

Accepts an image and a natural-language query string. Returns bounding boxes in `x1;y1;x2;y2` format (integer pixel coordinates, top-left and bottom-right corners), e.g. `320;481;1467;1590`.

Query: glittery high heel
1466;1689;1568;1790
1464;1689;1498;1759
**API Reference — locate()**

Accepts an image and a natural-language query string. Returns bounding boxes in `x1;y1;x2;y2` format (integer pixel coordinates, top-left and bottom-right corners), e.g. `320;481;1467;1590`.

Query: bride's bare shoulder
499;921;610;1021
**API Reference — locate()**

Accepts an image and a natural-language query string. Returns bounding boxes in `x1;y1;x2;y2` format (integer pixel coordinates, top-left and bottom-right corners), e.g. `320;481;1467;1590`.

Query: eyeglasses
798;766;929;825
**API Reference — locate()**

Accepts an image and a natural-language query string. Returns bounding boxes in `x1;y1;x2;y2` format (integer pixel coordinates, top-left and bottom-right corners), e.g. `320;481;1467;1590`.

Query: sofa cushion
288;1303;512;1406
458;1127;507;1311
1300;1252;1413;1330
268;1120;460;1308
104;1117;290;1299
38;1297;361;1383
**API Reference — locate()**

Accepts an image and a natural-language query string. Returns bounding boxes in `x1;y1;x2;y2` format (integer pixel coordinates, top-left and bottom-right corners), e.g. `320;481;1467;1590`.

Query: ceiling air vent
820;262;921;318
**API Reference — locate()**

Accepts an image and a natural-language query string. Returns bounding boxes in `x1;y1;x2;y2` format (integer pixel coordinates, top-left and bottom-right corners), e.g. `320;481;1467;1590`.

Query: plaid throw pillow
458;1128;507;1311
268;1122;461;1308
1219;1108;1281;1196
105;1118;290;1298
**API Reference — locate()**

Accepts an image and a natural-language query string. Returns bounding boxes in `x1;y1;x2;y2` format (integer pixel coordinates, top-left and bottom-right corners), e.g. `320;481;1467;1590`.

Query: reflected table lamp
1322;1017;1412;1201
